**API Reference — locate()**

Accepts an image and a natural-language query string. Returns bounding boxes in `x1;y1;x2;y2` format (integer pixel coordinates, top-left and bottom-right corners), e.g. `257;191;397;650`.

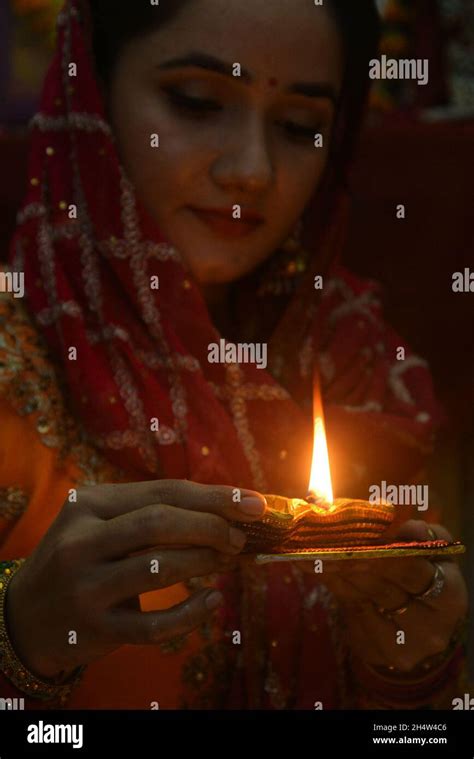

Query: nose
211;117;274;194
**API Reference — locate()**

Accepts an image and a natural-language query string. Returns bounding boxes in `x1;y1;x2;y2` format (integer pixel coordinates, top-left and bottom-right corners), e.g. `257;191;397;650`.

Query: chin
186;258;256;286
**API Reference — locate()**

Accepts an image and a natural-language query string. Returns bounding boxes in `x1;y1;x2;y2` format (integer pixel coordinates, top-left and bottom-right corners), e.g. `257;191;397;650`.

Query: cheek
113;102;203;212
276;152;328;219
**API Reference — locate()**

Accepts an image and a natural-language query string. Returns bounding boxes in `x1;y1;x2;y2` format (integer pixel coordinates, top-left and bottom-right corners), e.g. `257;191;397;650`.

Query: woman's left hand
300;519;468;672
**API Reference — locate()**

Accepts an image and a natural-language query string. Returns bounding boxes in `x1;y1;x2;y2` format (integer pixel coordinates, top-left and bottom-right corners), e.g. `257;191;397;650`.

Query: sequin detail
0;487;28;522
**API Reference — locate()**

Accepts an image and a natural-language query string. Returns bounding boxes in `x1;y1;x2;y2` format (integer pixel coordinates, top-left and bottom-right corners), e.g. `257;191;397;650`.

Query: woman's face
107;0;344;286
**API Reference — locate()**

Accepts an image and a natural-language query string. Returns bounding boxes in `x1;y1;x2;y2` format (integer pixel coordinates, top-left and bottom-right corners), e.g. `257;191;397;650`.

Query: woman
0;0;468;709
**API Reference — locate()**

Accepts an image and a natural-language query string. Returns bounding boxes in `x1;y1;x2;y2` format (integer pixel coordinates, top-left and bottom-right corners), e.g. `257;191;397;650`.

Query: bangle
0;559;86;704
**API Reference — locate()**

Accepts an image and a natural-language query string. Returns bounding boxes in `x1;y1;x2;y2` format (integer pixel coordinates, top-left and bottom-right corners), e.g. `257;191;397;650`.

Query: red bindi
268;77;278;87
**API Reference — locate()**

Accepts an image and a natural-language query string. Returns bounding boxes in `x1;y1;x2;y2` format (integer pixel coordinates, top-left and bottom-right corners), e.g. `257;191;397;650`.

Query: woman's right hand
5;479;266;682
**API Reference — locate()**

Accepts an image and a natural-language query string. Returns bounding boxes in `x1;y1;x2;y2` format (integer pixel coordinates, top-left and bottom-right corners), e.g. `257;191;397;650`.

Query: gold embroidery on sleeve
0;487;28;522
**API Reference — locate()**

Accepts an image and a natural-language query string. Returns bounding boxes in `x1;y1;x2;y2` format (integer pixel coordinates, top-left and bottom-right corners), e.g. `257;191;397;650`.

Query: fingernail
240;496;266;516
229;527;247;550
205;591;223;610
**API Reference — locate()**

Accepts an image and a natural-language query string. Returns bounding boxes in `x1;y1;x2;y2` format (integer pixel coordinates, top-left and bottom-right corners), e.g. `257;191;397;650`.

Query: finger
296;559;346;576
105;587;224;646
366;602;451;671
322;574;368;608
81;480;266;521
326;577;430;670
373;565;467;669
414;561;467;615
427;523;454;542
297;558;373;576
363;557;436;596
94;503;248;559
357;602;433;672
343;573;409;612
367;559;464;619
322;559;374;574
393;519;453;543
98;548;237;604
343;603;389;667
343;583;461;673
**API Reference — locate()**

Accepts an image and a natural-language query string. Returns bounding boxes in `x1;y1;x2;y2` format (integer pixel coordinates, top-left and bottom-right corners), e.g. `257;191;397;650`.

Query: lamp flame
308;379;333;505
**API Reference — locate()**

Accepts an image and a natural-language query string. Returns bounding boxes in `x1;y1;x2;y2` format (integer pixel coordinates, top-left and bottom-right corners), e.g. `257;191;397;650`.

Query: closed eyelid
162;84;217;100
158;71;335;112
162;87;331;136
155;55;339;103
157;70;231;95
162;81;331;120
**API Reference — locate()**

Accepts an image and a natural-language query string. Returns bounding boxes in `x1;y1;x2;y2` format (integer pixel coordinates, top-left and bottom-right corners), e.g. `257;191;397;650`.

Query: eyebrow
157;52;338;105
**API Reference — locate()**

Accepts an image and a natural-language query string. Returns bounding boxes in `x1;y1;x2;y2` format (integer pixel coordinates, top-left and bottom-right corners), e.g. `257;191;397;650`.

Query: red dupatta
8;0;443;708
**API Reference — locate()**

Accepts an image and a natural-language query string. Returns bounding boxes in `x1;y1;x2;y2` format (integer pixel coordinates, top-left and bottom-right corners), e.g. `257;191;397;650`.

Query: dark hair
86;0;380;179
326;1;381;178
87;0;191;87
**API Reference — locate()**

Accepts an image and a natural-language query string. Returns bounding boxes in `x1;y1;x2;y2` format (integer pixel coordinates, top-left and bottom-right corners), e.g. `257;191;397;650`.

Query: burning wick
306;491;332;510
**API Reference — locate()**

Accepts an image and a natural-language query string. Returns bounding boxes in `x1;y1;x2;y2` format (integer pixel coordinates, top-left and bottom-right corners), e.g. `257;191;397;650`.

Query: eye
162;86;222;115
278;120;323;143
162;86;324;142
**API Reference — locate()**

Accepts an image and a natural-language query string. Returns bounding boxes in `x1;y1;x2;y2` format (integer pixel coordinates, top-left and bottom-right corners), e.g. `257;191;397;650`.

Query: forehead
142;0;344;88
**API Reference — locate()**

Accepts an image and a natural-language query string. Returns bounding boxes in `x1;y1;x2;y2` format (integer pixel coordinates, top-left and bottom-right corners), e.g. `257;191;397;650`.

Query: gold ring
376;600;410;618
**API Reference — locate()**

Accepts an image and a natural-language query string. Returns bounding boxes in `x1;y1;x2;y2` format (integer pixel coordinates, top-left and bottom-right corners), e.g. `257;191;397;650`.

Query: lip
189;206;264;238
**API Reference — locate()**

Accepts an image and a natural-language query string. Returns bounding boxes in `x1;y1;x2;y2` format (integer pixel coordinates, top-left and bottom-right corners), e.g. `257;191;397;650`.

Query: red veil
8;0;443;708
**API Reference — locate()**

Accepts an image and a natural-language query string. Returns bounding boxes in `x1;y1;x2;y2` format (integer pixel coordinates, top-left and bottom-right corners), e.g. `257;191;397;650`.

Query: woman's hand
5;479;266;681
301;520;468;673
